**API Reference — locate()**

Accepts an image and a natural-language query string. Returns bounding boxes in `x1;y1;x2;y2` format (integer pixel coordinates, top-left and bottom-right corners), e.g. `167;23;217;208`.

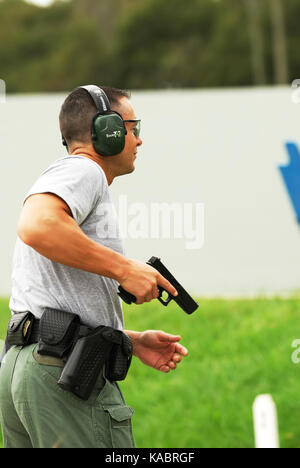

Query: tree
269;0;288;84
244;0;266;85
114;0;252;89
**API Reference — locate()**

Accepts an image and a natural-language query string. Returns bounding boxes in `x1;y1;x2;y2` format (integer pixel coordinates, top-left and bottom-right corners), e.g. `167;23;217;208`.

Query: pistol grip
117;286;136;304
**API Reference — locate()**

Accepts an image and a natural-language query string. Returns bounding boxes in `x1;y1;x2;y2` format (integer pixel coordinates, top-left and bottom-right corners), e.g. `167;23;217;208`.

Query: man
0;85;188;448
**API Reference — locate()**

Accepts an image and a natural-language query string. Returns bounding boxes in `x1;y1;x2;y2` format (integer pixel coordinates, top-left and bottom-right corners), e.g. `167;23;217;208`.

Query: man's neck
71;148;115;186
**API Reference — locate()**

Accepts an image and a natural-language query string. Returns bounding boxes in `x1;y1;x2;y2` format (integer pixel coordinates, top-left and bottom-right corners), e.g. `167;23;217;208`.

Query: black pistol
118;256;198;315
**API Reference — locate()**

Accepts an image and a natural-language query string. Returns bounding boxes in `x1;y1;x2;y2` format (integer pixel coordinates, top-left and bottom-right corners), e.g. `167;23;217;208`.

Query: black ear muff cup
92;112;127;156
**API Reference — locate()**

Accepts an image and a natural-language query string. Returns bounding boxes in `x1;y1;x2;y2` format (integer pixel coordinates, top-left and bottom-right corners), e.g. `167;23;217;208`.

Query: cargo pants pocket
103;405;135;448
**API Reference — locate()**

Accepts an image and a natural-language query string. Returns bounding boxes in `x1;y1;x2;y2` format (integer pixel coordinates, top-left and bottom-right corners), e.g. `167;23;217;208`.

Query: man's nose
136;136;143;147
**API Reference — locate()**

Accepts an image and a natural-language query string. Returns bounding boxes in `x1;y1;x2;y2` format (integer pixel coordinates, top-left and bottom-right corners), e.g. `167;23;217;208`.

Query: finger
157;274;178;297
168;361;177;370
153;286;160;299
160;365;170;373
158;332;182;343
136;294;151;304
141;287;160;303
175;343;188;356
172;353;182;363
135;297;144;305
145;293;153;302
141;288;160;304
148;286;159;301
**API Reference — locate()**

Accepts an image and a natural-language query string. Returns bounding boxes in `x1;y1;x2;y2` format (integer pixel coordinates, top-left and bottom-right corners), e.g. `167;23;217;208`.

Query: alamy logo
95;195;205;250
291;79;300;104
278;142;300;224
0;79;6;103
291;339;300;364
106;131;122;139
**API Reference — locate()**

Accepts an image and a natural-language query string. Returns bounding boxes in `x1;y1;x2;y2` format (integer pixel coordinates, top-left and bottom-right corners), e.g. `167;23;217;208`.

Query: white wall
0;87;299;298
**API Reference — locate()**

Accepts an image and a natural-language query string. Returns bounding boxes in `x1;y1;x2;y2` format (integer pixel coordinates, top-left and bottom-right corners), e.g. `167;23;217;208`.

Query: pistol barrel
147;257;198;314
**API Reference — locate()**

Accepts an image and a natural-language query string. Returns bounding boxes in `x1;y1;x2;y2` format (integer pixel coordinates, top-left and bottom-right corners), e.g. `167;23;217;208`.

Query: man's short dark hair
59;86;131;149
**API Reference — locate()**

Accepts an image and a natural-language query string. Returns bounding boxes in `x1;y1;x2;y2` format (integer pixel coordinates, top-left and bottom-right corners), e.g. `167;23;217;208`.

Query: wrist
111;255;132;283
124;330;142;356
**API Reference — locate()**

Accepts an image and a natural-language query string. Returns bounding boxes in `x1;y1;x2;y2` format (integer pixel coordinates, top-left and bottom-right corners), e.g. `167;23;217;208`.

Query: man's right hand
118;259;178;305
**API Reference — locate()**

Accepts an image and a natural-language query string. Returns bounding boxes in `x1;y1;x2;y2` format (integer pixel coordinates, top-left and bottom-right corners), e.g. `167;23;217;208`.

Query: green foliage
116;0;251;88
0;0;71;91
0;0;299;91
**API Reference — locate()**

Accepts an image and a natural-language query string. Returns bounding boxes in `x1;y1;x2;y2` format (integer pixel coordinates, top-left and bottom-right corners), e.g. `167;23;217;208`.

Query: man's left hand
128;330;188;373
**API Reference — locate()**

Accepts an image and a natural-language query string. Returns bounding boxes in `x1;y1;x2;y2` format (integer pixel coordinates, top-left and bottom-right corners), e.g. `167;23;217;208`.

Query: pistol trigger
157;287;173;306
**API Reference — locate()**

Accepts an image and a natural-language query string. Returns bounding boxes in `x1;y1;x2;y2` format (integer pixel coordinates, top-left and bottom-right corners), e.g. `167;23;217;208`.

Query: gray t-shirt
9;155;125;330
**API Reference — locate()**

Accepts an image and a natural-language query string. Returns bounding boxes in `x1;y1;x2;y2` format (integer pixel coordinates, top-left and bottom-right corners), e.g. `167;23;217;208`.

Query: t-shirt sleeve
25;157;104;225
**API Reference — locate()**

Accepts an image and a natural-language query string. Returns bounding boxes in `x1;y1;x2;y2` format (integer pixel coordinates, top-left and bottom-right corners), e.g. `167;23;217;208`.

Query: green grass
1;296;300;448
0;299;10;341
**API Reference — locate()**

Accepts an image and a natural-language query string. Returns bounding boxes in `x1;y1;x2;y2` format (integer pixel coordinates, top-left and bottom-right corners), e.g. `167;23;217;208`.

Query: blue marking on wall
279;142;300;224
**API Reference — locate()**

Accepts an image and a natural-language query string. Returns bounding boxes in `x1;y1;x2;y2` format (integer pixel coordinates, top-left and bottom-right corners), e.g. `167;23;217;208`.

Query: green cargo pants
0;344;135;448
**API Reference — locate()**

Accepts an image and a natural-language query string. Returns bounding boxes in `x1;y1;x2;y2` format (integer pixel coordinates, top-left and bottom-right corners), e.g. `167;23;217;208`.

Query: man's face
113;97;143;175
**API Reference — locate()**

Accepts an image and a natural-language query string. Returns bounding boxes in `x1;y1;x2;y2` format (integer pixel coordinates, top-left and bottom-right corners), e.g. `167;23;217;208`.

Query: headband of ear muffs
62;84;127;156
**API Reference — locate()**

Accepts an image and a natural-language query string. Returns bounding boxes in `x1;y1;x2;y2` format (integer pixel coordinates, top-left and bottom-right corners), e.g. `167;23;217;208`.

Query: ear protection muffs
62;84;127;156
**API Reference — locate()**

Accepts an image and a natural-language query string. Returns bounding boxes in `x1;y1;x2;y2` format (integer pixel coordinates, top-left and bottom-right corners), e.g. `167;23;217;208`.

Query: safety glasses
123;119;141;138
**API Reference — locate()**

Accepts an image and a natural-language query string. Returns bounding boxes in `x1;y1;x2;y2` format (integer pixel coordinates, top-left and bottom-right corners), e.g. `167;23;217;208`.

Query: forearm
17;193;176;304
19;213;130;281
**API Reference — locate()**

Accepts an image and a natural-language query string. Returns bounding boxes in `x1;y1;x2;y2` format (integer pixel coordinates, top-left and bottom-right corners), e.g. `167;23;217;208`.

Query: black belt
3;308;133;400
6;310;91;357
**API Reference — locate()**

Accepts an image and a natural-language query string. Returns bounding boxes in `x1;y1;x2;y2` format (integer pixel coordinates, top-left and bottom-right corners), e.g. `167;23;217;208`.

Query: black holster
58;326;132;400
5;308;133;401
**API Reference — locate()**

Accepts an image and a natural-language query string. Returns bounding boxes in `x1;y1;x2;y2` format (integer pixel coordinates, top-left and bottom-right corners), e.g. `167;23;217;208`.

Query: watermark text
0;79;6;103
291;79;300;104
96;195;205;250
291;339;300;363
